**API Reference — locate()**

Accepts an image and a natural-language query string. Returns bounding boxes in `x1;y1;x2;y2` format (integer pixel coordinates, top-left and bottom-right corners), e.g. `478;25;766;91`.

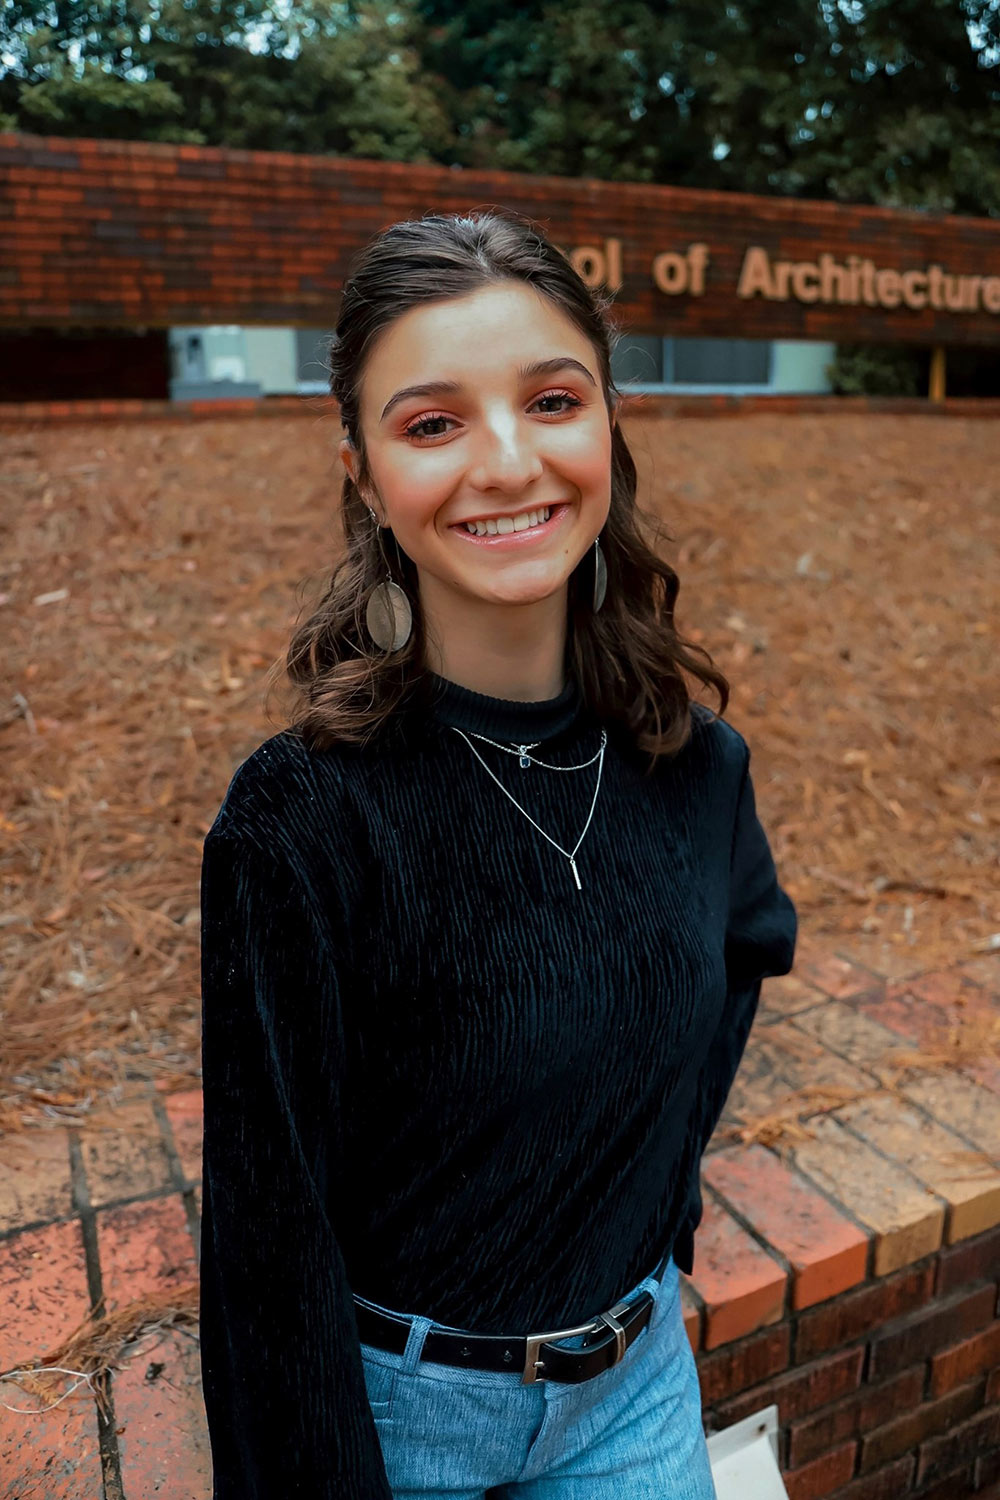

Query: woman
199;209;797;1500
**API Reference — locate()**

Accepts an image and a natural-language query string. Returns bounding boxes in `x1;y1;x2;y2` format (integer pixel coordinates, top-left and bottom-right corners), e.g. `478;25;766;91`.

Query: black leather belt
354;1249;671;1387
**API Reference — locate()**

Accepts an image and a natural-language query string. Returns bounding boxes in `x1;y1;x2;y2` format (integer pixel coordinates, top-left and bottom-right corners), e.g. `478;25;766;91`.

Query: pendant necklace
449;725;607;891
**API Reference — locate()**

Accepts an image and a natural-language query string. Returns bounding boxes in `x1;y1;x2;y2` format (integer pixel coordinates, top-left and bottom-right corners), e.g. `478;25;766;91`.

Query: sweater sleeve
671;744;798;1274
199;822;393;1500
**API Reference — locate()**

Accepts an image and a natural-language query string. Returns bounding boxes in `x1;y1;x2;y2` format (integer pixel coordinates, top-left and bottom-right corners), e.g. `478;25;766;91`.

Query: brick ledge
3;392;1000;425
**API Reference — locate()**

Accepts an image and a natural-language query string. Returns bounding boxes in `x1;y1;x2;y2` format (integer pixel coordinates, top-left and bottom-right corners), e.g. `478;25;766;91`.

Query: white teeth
462;505;554;535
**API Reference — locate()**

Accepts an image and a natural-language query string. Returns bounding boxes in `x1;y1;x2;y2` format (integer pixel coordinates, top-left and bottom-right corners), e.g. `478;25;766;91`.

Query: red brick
916;1403;1000;1486
697;1322;791;1407
857;975;998;1092
868;1283;997;1378
901;1071;1000;1164
859;1380;984;1470
787;1365;923;1469
114;1326;212;1500
703;1145;868;1311
929;1319;1000;1396
907;968;996;1019
685;1191;786;1349
793;1100;945;1269
977;1448;1000;1490
7;135;1000;342
935;1221;1000;1296
823;1453;914;1500
784;1439;857;1500
795;1262;935;1362
0;1220;91;1370
0;1126;73;1232
97;1194;197;1308
756;972;829;1022
78;1097;174;1207
794;953;879;1001
0;1393;104;1500
715;1345;864;1429
833;1091;1000;1246
3;391;997;427
162;1088;203;1183
906;1467;976;1500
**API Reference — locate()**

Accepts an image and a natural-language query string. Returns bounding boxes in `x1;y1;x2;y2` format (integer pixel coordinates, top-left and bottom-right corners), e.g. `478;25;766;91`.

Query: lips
450;502;569;546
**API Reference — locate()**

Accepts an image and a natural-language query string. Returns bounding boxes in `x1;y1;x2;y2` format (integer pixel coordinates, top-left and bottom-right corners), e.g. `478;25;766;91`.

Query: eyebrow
378;357;597;423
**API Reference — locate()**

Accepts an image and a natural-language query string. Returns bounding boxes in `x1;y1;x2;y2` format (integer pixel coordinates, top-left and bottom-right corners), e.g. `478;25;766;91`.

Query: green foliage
8;62;195;140
826;343;924;396
412;0;1000;214
0;1;455;158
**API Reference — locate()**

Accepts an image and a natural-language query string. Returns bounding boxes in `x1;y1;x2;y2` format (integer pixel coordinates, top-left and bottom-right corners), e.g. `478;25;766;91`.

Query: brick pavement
1;946;998;1499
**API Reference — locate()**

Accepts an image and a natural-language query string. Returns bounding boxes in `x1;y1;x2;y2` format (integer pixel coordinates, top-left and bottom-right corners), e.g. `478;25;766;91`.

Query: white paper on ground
706;1404;790;1500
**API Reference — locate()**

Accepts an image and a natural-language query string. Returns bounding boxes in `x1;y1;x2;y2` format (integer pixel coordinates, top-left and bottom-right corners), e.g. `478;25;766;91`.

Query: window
297;328;332;386
611;335;772;390
671;337;771;385
611;335;663;386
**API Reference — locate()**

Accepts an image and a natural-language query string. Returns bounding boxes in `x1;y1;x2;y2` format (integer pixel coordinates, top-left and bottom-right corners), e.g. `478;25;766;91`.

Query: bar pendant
569;858;582;890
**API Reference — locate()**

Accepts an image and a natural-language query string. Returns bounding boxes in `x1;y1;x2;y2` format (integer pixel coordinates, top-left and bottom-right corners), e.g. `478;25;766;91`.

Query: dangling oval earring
592;536;607;612
364;508;413;652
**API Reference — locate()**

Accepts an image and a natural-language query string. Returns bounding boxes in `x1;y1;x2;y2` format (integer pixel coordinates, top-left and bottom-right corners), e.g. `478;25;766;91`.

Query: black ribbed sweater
198;671;798;1499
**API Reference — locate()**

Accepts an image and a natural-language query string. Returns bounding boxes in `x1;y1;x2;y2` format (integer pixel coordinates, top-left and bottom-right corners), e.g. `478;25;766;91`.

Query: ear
338;436;359;485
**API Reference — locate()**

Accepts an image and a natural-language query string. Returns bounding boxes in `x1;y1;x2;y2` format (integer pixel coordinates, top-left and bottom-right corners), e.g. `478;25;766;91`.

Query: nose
467;406;545;494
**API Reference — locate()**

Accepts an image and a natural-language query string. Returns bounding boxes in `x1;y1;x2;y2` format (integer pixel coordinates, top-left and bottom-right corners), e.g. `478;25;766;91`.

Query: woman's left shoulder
685;702;751;783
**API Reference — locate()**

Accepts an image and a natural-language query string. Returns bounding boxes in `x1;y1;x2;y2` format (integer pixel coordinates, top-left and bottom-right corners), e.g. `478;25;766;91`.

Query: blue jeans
358;1256;718;1498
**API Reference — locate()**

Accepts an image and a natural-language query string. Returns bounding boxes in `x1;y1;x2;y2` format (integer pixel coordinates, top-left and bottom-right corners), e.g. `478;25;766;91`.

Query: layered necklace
448;725;608;891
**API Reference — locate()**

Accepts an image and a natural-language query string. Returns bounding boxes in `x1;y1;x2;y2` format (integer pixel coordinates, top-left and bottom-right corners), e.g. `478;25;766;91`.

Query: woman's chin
472;580;568;609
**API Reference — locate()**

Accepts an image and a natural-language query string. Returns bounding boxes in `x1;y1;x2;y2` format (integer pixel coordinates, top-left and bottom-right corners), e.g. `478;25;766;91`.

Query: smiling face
339;281;615;628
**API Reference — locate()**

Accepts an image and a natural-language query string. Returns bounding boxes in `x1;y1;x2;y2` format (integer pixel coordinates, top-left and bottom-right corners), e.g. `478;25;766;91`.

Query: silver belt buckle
521;1298;632;1385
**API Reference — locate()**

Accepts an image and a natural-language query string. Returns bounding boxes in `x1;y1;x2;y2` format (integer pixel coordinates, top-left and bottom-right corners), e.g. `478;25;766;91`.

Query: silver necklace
449;726;607;891
461;730;605;772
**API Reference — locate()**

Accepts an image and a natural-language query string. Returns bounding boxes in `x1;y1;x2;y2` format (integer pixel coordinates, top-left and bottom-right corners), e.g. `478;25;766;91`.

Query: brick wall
691;1225;1000;1500
4;392;1000;427
4;132;1000;347
5;1084;995;1499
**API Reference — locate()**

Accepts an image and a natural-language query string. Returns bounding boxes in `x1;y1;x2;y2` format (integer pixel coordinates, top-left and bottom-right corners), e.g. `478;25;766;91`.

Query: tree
412;0;1000;214
0;0;455;160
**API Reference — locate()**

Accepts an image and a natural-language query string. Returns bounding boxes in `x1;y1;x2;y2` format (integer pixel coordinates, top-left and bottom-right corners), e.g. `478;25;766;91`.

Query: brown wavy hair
267;207;729;770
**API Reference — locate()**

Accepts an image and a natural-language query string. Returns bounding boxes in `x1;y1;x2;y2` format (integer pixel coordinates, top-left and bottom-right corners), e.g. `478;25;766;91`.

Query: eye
532;390;584;415
403;412;453;440
401;390;584;442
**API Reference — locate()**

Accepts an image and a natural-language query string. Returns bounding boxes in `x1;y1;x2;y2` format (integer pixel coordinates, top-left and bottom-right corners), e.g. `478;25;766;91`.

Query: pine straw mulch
0;1284;200;1419
1;408;997;1147
717;1007;1000;1160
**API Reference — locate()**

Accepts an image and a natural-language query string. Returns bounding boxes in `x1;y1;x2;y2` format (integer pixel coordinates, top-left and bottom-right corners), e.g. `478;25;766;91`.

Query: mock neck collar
428;671;584;743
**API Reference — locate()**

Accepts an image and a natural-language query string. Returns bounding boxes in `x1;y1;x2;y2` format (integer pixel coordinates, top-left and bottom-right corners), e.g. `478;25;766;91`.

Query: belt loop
401;1314;433;1375
595;1309;627;1365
